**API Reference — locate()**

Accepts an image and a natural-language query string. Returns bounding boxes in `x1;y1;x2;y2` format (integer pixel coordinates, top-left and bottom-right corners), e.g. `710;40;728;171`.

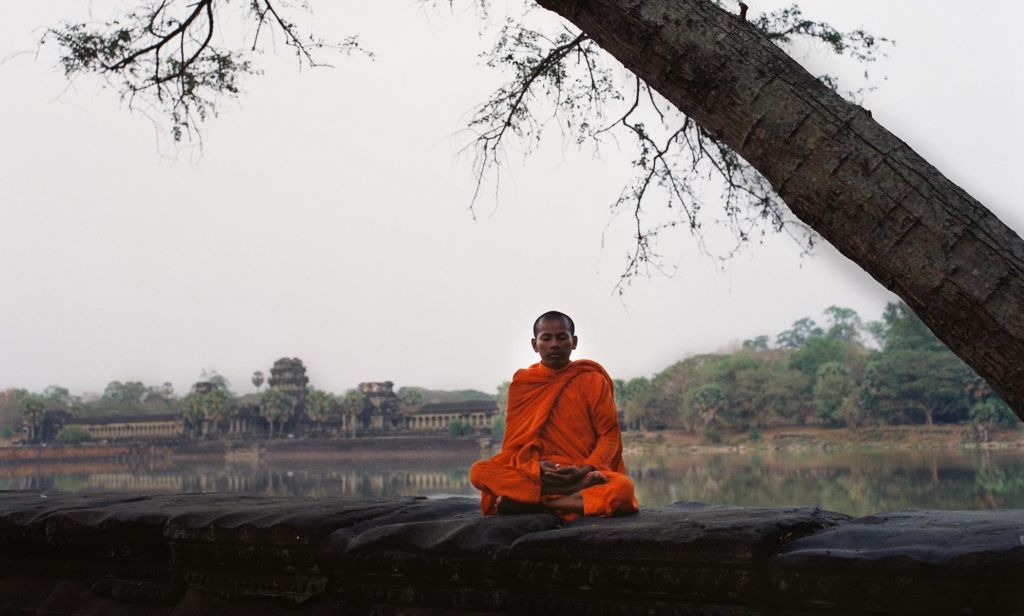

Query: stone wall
0;492;1021;614
0;443;163;464
77;419;184;441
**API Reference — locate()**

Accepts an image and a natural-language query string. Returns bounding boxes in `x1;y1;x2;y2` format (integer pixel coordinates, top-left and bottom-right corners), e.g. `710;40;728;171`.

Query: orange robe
470;359;638;517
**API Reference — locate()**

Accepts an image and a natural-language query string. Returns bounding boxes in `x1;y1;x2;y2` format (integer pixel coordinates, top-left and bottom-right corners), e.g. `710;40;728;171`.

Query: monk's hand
540;461;569;486
541;463;596;487
539;461;560;477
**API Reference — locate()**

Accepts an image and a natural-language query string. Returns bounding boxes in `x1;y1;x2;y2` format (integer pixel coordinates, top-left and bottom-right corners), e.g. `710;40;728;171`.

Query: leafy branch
464;2;890;289
42;0;892;286
45;0;368;141
462;19;618;213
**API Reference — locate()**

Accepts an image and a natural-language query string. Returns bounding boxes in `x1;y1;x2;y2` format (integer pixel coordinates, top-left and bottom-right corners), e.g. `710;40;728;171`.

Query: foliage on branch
749;4;891;63
45;0;367;141
465;21;617;207
44;0;891;280
466;1;893;285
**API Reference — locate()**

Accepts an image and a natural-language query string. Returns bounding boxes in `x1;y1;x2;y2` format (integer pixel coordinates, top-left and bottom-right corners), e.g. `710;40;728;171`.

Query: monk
470;311;639;518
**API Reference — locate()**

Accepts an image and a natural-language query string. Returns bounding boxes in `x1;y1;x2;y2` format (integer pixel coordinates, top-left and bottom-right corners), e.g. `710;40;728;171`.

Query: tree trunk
536;0;1024;417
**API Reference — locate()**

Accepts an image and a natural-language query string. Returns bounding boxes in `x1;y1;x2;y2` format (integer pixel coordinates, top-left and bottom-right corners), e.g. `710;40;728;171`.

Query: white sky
1;1;1021;397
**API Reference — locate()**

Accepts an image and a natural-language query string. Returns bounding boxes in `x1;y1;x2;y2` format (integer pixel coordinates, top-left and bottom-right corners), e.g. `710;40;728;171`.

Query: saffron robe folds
470;359;639;517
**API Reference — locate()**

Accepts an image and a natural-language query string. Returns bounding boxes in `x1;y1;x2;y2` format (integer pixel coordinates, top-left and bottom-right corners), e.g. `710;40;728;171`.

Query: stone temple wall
0;492;1021;614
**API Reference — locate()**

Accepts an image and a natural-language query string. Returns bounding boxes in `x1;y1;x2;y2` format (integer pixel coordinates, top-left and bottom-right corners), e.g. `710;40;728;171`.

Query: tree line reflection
624;449;1024;515
2;449;1023;515
1;463;476;499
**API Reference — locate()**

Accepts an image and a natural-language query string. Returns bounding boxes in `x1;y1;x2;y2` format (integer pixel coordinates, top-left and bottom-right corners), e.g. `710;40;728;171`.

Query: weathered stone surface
342;509;557;556
772;509;1024;615
319;495;485;560
0;491;424;567
0;492;464;608
336;511;563;613
504;502;849;614
0;492;1022;615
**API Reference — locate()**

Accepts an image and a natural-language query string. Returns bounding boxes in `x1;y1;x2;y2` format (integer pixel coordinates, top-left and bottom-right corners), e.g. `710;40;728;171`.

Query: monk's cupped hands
541;461;590;484
540;461;607;494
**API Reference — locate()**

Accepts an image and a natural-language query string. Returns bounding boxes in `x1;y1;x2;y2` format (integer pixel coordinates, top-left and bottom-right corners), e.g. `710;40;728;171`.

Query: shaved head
533;311;575;336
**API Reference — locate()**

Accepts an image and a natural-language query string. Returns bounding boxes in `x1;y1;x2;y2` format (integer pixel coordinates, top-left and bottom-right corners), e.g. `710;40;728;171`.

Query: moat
4;446;1024;517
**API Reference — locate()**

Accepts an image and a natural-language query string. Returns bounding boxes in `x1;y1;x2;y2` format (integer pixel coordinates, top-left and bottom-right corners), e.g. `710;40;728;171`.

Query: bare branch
464;2;885;285
43;0;886;286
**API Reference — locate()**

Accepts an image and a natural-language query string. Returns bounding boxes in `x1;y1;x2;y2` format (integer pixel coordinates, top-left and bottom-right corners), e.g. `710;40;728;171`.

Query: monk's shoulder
514;365;537;378
570;359;610;379
570;367;613;395
510;365;538;385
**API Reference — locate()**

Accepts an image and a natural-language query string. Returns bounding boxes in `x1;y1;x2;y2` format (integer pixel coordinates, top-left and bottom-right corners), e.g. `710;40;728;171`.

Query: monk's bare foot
569;470;608;493
543;470;608;496
542;494;584;514
495;496;545;515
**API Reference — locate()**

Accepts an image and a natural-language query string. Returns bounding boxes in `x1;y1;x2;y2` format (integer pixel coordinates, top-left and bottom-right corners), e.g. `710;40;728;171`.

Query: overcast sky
1;1;1021;397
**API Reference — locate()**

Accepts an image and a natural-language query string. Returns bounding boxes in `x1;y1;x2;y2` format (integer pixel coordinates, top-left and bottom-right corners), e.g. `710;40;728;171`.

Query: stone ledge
0;491;1020;614
772;509;1024;614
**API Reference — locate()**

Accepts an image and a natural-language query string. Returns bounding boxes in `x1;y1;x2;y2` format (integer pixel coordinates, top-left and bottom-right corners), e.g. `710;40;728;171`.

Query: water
2;448;1023;516
625;448;1024;516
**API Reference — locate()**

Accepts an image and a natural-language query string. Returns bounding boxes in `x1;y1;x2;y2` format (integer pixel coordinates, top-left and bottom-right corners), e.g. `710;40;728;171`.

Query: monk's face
531;317;578;370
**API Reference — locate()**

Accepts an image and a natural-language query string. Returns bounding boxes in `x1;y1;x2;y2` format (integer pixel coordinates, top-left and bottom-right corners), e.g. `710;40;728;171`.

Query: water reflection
624;448;1024;515
1;448;1023;515
0;459;476;500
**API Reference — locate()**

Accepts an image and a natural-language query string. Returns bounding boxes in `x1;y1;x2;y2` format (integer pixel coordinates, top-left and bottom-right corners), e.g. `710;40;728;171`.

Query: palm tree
203;388;234;436
304;389;334;436
339;389;368;438
260;388;294;439
20;395;45;443
251;371;265;393
181;391;206;436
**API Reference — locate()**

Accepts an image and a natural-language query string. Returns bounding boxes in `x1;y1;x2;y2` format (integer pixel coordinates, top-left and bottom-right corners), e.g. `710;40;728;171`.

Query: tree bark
536;0;1024;417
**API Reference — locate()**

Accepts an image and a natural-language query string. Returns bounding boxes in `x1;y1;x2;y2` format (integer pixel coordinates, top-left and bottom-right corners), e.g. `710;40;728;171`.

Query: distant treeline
0;374;494;440
2;302;1018;443
613;302;1019;443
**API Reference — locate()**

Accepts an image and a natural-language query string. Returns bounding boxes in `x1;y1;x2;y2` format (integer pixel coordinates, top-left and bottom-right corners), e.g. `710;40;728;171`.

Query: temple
25;366;499;445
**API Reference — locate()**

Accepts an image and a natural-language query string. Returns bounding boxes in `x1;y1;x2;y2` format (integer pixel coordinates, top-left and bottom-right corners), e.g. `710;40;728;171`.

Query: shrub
55;425;91;443
970;398;1018;428
961;423;986;444
747;425;762;442
703;423;722;445
964;398;1020;443
490;414;505;440
448;419;473;438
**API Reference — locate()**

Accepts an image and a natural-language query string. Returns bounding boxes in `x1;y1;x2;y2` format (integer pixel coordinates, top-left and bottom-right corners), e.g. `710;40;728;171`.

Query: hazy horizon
2;1;1021;396
4;299;889;399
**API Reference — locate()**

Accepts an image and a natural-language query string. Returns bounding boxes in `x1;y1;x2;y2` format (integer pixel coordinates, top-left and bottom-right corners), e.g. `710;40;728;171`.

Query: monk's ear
571;335;578;349
531;337;539;353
